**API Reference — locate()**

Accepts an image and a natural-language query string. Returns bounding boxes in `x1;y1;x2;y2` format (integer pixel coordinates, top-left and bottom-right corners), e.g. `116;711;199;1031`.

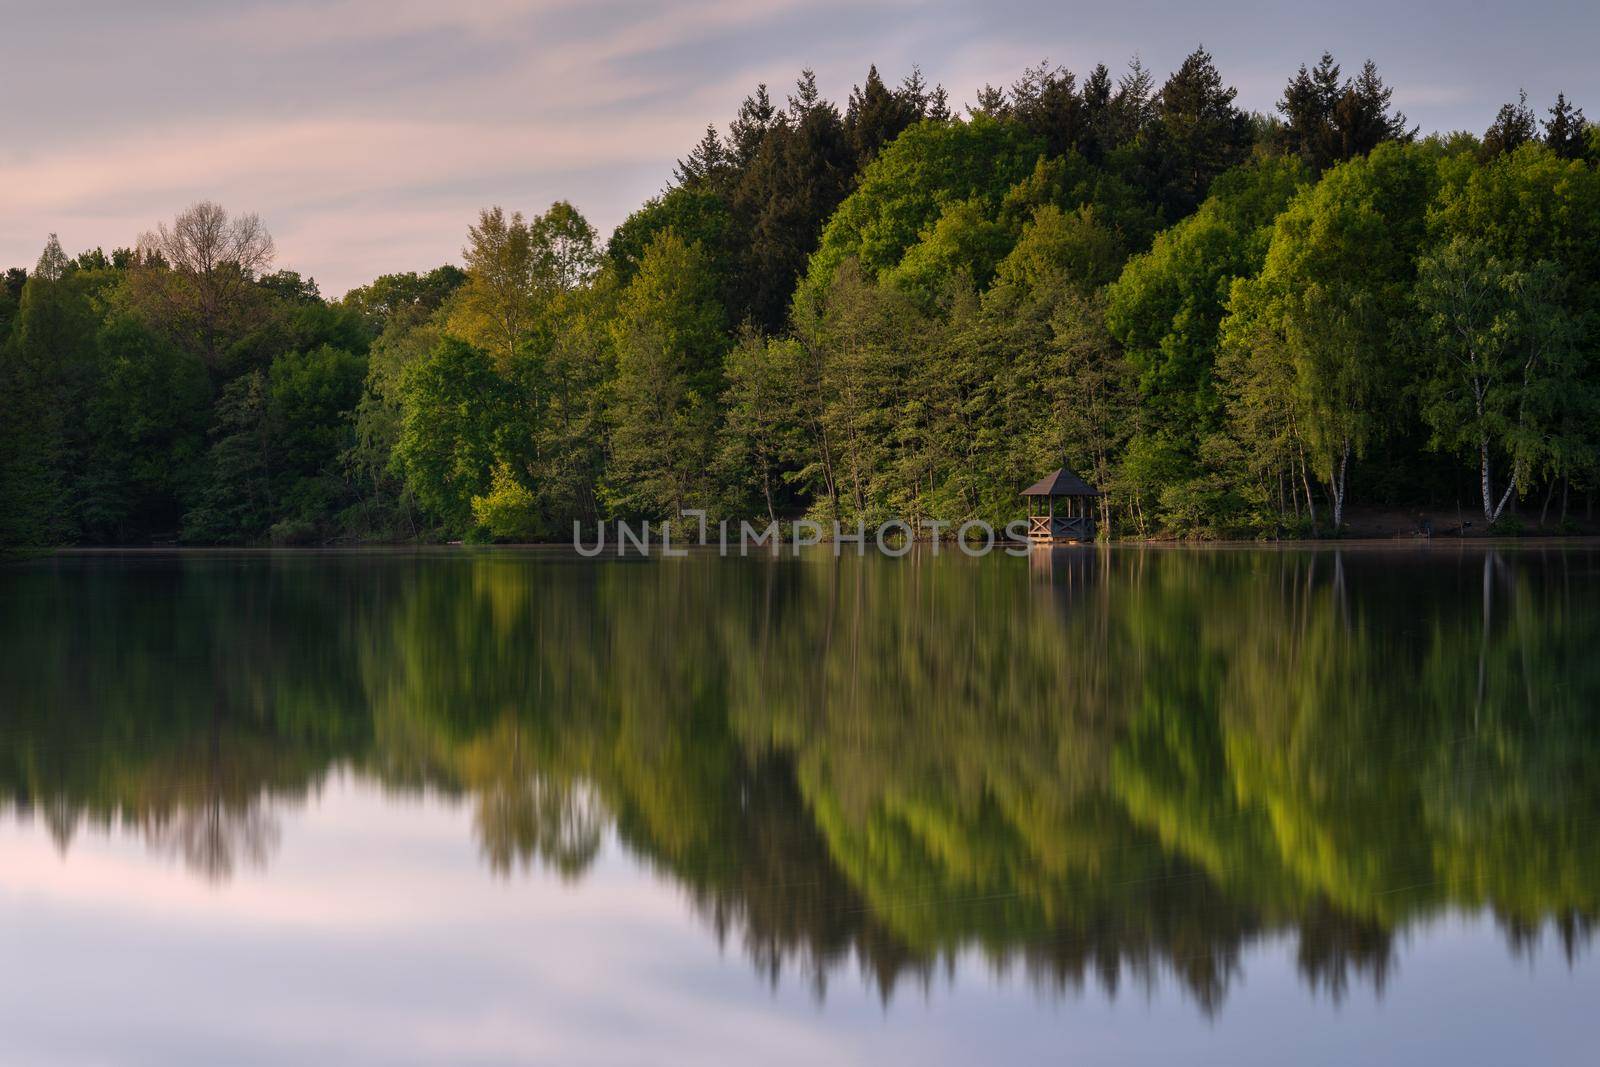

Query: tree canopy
3;52;1599;548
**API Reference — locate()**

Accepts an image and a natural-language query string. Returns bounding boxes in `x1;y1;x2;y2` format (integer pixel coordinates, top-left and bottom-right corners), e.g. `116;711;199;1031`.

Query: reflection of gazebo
1022;466;1101;543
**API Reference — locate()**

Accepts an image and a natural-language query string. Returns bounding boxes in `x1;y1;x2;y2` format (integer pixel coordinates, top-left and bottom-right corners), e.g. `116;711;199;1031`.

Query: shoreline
27;534;1600;556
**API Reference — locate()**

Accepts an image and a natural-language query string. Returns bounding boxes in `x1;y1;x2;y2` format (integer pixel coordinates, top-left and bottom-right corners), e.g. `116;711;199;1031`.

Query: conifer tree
1482;90;1538;158
1279;55;1409;172
1079;63;1115;160
1277;52;1343;170
1331;60;1413;159
729;85;778;172
970;84;1009;118
731;70;854;331
845;65;921;165
674;125;732;189
899;67;931;115
1110;57;1157;144
1010;61;1086;157
1150;47;1253;218
1543;93;1590;160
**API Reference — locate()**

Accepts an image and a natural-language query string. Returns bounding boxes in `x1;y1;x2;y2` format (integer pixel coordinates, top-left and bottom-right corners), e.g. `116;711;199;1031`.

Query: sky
3;0;1597;296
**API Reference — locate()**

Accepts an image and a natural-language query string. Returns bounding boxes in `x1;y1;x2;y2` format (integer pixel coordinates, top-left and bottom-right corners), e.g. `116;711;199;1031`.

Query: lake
2;545;1597;1065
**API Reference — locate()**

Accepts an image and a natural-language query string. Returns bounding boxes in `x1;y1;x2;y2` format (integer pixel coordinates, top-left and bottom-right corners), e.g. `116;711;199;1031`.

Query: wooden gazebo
1022;466;1101;543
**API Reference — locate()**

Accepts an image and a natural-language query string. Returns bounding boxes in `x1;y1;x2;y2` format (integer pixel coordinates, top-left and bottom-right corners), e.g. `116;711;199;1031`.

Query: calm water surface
2;545;1597;1065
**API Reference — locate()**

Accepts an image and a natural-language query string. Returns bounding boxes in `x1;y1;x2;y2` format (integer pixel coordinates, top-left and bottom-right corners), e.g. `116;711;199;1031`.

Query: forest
2;48;1598;547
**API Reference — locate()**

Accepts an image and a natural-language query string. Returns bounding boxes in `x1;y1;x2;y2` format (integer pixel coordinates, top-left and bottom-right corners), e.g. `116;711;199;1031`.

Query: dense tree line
3;50;1598;546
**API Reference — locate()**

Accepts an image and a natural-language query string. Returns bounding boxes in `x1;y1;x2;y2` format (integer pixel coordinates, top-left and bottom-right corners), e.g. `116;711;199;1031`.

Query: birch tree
1236;144;1432;529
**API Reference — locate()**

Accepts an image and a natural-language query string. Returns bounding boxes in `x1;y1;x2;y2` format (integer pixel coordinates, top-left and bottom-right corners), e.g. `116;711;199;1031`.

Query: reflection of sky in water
2;772;1594;1066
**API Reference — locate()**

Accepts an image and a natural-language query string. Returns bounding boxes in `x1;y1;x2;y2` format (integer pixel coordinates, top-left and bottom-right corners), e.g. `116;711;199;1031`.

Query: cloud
2;1;1598;292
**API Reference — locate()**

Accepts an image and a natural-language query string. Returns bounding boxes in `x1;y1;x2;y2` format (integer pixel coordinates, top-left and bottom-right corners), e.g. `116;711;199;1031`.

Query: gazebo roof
1021;466;1101;497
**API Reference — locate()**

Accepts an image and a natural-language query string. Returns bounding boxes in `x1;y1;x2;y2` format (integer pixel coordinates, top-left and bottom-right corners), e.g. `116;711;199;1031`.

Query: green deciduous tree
341;266;466;336
183;344;365;543
803;117;1043;302
718;330;802;522
1428;145;1600;514
1219;145;1434;529
392;337;511;535
605;231;727;517
346;316;440;538
0;245;101;545
1415;242;1583;523
77;314;209;542
448;207;538;369
1107;157;1308;440
791;260;923;522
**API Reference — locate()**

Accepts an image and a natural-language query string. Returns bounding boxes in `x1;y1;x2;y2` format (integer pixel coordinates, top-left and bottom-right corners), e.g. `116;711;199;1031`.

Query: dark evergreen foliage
1482;90;1539;158
1544;93;1591;160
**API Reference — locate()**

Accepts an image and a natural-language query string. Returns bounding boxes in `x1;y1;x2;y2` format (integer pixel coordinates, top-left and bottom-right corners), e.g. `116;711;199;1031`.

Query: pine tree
1279;55;1409;172
898;67;930;116
789;68;821;113
845;65;920;165
729;85;778;171
1331;60;1413;160
1482;90;1538;158
1111;56;1157;143
1010;61;1086;158
1150;47;1253;217
731;70;854;331
1277;53;1342;170
971;84;1009;118
1080;63;1115;160
1544;93;1590;160
674;125;731;189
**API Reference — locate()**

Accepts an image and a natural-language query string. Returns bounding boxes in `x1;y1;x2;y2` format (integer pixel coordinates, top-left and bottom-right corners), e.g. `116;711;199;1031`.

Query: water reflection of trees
2;546;1598;1009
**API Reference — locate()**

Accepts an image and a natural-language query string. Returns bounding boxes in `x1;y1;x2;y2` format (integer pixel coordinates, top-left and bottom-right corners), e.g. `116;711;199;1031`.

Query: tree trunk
1490;471;1516;524
815;421;840;522
1328;441;1349;531
1298;447;1318;532
1479;434;1494;522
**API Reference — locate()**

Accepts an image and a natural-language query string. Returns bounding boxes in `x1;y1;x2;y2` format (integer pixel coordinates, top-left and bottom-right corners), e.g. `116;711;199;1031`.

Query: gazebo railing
1028;514;1093;541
